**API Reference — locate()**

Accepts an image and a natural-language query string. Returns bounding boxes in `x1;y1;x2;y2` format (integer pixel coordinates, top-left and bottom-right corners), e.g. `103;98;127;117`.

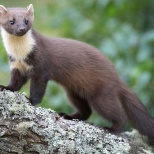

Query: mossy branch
0;90;152;154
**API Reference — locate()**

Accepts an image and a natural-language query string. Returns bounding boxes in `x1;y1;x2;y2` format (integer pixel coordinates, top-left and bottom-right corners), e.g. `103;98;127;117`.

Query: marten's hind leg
89;88;127;133
59;90;92;120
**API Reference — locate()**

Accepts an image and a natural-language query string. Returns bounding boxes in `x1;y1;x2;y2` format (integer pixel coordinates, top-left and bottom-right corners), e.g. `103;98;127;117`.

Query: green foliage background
0;0;154;128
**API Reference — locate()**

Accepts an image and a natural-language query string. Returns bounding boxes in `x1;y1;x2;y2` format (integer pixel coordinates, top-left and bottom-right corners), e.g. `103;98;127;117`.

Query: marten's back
33;30;120;96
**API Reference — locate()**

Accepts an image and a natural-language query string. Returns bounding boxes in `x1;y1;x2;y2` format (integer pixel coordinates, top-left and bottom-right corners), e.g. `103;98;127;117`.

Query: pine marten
0;4;154;143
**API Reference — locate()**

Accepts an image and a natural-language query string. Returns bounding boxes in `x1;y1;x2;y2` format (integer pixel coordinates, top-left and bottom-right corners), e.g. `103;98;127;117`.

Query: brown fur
0;4;154;144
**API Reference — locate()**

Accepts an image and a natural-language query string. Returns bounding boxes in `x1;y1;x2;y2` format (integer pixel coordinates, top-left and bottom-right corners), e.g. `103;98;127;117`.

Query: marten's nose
19;27;26;32
16;27;27;36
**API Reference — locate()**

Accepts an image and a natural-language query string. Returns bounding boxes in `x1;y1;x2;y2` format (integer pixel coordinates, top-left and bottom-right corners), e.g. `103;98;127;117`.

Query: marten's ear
27;4;34;16
0;5;7;15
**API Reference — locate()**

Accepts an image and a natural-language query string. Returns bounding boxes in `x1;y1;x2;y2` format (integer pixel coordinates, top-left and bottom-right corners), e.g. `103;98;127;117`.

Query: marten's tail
119;84;154;144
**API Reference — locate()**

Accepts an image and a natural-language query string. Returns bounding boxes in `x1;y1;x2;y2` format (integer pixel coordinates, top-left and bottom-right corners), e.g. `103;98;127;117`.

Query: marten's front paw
58;112;73;120
28;98;37;106
0;85;7;91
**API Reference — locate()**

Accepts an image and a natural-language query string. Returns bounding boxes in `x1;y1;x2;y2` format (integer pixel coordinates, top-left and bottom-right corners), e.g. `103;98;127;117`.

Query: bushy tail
120;84;154;144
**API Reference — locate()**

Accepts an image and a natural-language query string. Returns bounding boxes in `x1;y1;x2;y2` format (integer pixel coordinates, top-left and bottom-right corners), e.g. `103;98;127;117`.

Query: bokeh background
0;0;154;129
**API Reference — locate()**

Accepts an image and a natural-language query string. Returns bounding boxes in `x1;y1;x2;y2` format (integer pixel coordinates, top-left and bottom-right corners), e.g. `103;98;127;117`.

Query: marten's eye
9;20;15;25
25;19;28;25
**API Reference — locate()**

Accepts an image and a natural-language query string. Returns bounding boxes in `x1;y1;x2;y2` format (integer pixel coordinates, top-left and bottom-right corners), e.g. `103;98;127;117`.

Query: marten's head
0;4;34;36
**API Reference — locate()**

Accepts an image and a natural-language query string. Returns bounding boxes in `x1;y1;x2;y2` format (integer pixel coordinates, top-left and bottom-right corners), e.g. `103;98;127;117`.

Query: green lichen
15;121;35;135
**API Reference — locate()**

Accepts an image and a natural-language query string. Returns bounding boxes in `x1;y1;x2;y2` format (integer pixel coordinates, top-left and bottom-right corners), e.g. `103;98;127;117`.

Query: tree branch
0;90;153;153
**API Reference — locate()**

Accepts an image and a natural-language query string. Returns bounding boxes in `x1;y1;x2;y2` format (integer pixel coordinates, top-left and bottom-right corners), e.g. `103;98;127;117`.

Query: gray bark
0;90;153;154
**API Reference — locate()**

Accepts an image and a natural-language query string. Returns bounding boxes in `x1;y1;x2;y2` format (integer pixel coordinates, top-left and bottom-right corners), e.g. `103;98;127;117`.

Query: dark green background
0;0;154;129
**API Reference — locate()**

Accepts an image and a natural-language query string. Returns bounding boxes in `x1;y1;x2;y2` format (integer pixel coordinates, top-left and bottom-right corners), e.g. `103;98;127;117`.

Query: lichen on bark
0;90;153;154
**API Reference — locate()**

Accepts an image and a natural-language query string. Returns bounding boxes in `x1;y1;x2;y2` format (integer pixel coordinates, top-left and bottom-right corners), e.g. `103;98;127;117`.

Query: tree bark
0;90;153;154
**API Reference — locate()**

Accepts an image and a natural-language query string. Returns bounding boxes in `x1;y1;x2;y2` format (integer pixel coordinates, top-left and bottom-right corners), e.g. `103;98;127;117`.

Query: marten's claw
0;85;7;91
58;112;73;120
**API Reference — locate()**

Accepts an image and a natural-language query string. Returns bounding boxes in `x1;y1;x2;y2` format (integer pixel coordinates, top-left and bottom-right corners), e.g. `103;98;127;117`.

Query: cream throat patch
1;28;36;73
